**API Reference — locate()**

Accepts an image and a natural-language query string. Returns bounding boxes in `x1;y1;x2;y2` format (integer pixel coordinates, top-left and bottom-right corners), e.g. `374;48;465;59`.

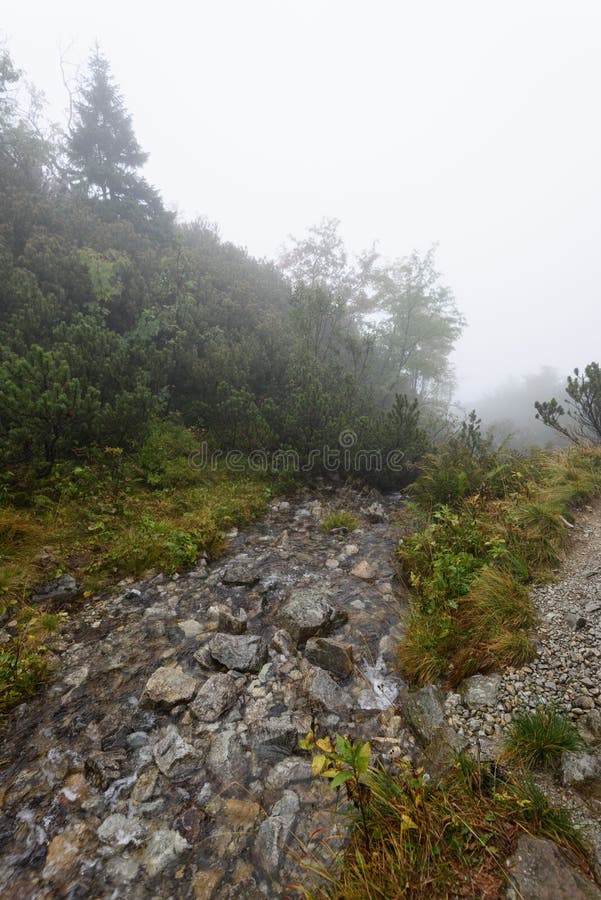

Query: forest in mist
0;44;585;487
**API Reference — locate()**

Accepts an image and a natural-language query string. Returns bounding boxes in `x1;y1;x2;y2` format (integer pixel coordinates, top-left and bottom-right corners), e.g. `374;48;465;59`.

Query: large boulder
506;835;601;899
276;587;348;645
208;633;268;673
140;665;198;710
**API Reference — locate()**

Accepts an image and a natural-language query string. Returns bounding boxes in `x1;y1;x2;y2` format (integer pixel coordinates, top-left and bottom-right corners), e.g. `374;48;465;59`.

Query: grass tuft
321;510;359;533
503;706;584;770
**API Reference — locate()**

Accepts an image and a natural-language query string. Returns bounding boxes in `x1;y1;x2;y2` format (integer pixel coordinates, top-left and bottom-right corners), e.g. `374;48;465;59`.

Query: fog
3;0;601;409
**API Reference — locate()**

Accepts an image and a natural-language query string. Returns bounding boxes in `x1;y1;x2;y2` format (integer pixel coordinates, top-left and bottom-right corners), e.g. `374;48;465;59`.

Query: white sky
3;0;601;401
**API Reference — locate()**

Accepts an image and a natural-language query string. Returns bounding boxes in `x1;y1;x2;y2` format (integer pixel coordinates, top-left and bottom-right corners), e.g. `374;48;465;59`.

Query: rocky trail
0;487;413;898
2;487;601;899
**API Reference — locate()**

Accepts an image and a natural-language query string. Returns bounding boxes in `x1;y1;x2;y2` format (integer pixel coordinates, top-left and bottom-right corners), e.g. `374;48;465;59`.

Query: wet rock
265;757;312;789
32;574;79;604
562;750;601;798
85;749;126;790
304;637;354;678
221;562;260;586
251;715;298;760
190;673;242;722
506;834;601;899
143;828;190;877
276;587;348;645
131;767;158;803
140;665;198;710
351;560;376;581
126;731;150;750
270;628;294;656
207;729;247;783
207;603;248;635
42;823;88;882
254;790;300;872
192;868;224;898
208;633;267;673
105;855;140;883
64;665;89;688
178;619;204;638
459;673;501;708
364;502;386;523
305;667;352;711
58;773;91;806
97;813;145;847
152;725;201;777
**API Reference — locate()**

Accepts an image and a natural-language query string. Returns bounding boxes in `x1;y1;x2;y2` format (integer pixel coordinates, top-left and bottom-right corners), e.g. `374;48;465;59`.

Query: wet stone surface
0;487;412;898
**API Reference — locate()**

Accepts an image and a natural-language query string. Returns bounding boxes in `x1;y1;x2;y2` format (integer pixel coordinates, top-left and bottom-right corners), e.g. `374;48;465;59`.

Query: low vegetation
398;433;601;685
503;706;584;770
321;510;360;533
300;736;590;899
0;421;277;713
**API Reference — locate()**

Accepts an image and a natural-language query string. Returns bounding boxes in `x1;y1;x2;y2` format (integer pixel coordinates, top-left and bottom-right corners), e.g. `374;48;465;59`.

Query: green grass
321;510;359;532
0;430;286;713
503;706;585;770
300;751;590;899
399;447;601;685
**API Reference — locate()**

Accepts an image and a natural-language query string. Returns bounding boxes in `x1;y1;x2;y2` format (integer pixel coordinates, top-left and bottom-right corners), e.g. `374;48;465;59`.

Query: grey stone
221;562;260;586
152;725;200;777
305;667;352;711
97;813;145;847
562;750;601;799
143;828;190;877
270;629;294;656
140;665;198;710
404;685;447;745
207;603;247;635
178;619;204;638
304;637;353;678
190;673;241;722
32;574;79;604
208;633;267;673
126;731;150;750
251;715;298;760
207;729;247;784
459;673;501;709
506;835;601;899
254;790;300;872
265;757;312;789
277;587;348;645
105;855;140;883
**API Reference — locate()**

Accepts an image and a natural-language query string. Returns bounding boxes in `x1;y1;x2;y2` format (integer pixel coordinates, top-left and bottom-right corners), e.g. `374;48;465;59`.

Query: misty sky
3;1;601;402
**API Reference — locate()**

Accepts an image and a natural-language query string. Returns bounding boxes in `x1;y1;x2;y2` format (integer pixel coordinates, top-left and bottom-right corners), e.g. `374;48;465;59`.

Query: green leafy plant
300;731;372;846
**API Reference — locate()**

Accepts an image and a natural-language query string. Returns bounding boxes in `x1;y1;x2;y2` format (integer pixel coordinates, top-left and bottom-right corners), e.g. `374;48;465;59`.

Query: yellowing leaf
316;737;334;753
311;754;327;776
401;814;418;830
